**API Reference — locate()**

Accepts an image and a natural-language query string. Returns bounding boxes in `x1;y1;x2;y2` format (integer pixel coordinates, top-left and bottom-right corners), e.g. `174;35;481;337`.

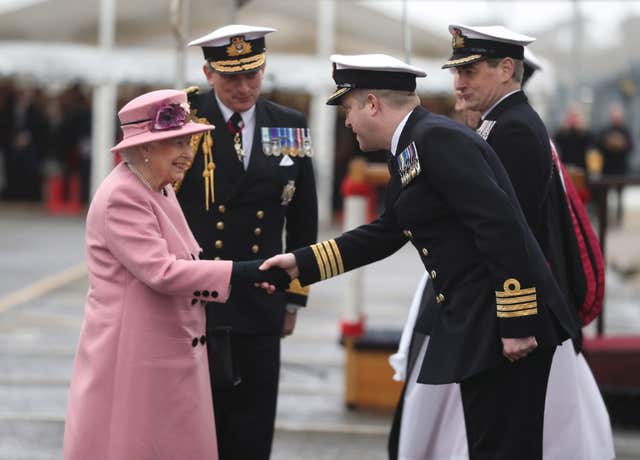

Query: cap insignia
452;29;465;49
226;36;252;57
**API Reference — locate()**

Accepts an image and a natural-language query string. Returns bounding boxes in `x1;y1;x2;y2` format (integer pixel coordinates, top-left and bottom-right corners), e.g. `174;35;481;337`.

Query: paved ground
1;202;640;459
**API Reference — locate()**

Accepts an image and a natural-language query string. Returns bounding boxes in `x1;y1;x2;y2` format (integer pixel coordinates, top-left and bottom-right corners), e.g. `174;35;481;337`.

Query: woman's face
145;135;194;187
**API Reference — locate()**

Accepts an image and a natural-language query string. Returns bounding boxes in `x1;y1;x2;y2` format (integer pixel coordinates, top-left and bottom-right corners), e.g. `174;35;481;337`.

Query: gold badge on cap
452;29;465;49
227;36;252;57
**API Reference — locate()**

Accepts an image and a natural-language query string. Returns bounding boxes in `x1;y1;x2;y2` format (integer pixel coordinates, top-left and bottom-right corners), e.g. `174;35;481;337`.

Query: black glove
231;260;291;291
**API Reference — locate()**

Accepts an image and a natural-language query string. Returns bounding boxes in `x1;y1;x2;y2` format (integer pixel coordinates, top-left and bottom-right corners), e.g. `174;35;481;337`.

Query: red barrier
46;175;66;214
45;174;84;215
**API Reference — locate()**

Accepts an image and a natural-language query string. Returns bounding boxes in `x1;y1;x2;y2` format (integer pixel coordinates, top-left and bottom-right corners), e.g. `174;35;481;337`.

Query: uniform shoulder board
183;86;200;96
476;119;496;140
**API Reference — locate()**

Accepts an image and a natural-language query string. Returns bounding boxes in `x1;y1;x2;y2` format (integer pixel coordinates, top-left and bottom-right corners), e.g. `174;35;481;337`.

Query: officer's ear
499;58;515;83
203;64;216;88
366;92;382;116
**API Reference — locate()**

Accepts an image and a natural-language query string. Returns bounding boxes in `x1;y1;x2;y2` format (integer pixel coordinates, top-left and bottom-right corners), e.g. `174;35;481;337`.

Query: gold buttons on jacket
430;270;437;279
218;205;226;213
421;248;429;257
216;221;224;230
251;245;259;254
256;210;264;219
403;229;413;239
436;293;445;304
254;227;262;236
215;240;223;249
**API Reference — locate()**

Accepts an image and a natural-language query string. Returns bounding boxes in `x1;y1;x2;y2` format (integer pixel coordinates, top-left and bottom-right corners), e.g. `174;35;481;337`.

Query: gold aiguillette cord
201;131;215;211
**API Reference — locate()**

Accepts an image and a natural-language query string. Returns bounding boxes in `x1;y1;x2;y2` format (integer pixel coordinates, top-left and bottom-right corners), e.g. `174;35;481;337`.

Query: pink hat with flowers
111;89;214;153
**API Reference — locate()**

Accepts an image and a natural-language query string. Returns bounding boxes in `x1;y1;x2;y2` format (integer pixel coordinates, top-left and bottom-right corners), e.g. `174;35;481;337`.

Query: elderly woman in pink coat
63;89;289;460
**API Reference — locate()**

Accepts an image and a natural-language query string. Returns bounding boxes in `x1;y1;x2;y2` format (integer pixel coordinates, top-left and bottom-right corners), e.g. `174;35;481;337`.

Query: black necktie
227;112;245;162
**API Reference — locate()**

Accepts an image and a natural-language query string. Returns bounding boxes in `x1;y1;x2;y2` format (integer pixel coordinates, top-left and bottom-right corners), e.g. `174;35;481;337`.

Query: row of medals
400;163;421;187
398;144;421;187
261;127;313;157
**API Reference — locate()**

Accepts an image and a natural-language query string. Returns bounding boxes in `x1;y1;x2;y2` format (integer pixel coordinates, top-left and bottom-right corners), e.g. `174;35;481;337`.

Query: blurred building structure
0;0;458;224
2;0;639;215
532;9;640;172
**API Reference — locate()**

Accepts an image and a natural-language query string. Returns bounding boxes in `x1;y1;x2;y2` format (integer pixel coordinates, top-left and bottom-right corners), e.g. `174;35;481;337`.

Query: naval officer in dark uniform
175;24;318;460
446;25;570;283
262;53;580;460
446;24;583;342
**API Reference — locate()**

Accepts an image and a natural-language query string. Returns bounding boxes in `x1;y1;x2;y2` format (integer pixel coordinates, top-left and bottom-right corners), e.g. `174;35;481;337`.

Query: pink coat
63;163;232;460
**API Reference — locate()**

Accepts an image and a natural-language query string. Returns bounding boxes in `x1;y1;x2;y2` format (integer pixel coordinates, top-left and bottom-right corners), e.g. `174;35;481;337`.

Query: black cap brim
441;53;485;69
326;87;353;105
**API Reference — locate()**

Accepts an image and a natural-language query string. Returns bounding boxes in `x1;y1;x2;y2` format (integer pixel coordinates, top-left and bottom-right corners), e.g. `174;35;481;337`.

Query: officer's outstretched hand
260;253;299;280
501;336;538;362
231;260;291;293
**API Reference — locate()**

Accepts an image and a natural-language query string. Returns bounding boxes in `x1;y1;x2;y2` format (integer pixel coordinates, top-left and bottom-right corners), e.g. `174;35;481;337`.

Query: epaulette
183;85;200;96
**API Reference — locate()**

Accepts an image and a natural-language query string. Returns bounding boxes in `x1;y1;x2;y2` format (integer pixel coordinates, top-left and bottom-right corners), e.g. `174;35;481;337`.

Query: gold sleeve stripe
286;278;309;296
310;244;327;280
317;243;335;278
497;307;538;318
497;301;538;312
496;287;536;298
321;241;338;277
328;239;345;275
496;294;537;305
315;243;333;279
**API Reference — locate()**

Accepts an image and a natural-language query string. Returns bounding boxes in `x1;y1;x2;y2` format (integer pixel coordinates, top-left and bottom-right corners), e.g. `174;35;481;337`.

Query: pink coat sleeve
103;186;232;302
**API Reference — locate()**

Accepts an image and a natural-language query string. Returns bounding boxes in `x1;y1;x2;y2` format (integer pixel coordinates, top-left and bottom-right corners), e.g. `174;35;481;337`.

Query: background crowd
0;78;636;222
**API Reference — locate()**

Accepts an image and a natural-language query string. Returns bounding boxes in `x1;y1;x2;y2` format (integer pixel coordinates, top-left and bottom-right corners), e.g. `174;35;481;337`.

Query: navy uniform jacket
294;106;579;384
479;90;582;330
177;90;318;335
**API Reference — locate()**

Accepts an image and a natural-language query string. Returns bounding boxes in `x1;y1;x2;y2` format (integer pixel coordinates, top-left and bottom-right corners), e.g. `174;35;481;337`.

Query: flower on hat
150;102;191;132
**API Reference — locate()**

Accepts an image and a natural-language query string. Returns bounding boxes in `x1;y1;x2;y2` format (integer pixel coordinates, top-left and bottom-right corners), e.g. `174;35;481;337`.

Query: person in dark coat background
4;88;48;201
597;103;634;224
554;108;593;170
175;24;318;460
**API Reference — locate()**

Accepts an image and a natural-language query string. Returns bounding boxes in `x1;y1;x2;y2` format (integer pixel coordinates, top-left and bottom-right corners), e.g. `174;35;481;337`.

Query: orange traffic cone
45;174;66;215
65;174;83;214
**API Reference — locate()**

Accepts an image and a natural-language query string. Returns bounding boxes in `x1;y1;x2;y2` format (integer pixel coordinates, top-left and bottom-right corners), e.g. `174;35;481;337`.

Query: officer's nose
237;78;251;93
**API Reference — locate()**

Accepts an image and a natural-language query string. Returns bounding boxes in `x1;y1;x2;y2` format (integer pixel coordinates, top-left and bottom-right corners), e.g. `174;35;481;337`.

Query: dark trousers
212;334;280;460
460;347;555;460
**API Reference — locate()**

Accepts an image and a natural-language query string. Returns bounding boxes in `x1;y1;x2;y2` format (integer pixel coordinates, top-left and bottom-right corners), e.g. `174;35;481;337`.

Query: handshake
231;254;299;293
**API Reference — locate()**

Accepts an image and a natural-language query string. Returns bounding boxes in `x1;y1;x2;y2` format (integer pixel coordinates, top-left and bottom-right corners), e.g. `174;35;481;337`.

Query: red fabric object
551;142;605;325
46;175;65;214
341;177;374;197
341;317;365;337
583;336;640;351
578;186;591;204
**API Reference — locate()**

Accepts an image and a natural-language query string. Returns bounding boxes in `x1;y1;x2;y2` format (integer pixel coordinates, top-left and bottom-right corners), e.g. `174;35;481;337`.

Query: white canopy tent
0;0;556;223
0;41;455;93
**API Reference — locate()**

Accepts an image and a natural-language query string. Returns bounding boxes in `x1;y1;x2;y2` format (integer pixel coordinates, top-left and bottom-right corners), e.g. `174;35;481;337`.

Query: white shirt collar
391;110;413;156
481;89;521;120
215;93;256;124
